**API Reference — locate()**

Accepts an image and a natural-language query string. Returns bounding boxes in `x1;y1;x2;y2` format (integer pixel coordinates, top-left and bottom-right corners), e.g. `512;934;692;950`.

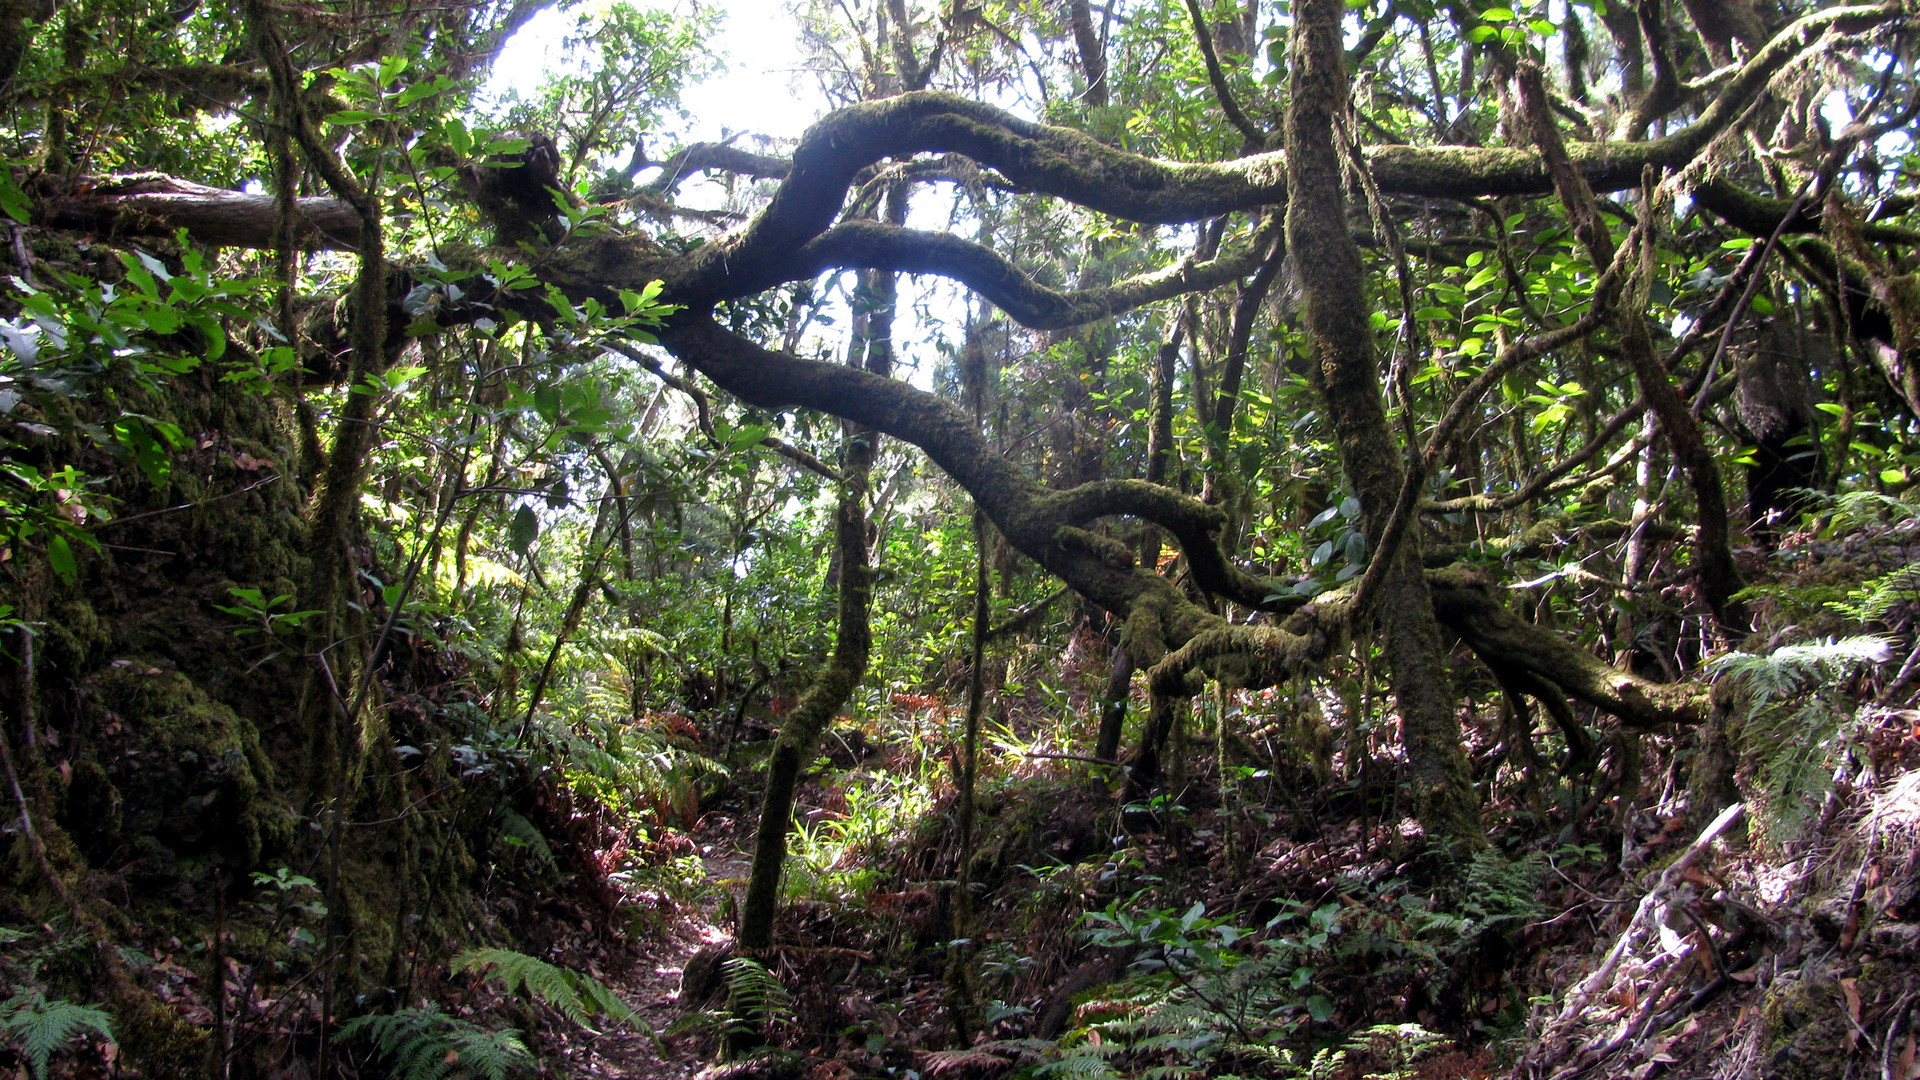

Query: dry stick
1879;989;1917;1080
949;504;991;1045
1692;172;1820;417
1428;397;1646;515
514;457;643;743
0;697;73;913
1426;184;1794;521
1533;801;1746;1073
15;625;34;754
1686;69;1914;413
1208;223;1287;446
1344;110;1423;447
94;475;285;528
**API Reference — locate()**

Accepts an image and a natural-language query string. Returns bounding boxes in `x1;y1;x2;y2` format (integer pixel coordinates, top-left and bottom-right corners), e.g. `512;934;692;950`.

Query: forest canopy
5;0;1920;1076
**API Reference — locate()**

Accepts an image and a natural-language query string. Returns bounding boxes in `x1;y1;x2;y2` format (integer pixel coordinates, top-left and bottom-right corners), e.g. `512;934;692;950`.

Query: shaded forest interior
6;0;1920;1077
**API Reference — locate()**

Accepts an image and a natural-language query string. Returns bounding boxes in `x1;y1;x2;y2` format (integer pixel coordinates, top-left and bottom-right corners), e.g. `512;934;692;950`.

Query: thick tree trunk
1286;0;1483;844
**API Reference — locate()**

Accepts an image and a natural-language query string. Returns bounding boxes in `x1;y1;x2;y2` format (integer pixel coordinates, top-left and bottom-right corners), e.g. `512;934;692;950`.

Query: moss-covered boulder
60;665;286;888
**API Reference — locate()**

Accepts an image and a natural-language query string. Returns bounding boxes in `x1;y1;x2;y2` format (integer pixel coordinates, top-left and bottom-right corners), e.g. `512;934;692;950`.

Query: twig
1531;802;1745;1075
987;584;1071;640
1180;0;1265;149
94;474;283;528
606;338;841;480
1881;989;1916;1080
1;708;73;911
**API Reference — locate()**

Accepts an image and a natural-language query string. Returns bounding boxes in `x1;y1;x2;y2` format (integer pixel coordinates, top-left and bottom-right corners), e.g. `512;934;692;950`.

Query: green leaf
325;110;379;125
395;76;452;107
384;364;428;390
46;534;77;583
444;118;474;157
0;172;30;224
509;506;539;555
377;54;410;84
1306;994;1335;1022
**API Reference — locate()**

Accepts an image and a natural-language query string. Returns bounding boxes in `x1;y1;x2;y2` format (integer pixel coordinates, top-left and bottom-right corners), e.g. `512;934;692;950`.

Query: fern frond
923;1048;1017;1077
1708;637;1890;843
338;1006;530;1080
452;948;648;1037
1;992;114;1080
721;956;793;1035
493;811;557;867
1708;636;1891;710
1829;565;1920;625
1035;1052;1121;1080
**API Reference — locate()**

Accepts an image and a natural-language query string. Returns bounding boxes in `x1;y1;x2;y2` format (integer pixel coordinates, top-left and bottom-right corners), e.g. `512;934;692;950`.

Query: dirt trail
589;815;753;1080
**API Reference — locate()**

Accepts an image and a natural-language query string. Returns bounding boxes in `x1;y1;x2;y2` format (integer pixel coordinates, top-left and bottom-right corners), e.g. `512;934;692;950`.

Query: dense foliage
4;0;1920;1076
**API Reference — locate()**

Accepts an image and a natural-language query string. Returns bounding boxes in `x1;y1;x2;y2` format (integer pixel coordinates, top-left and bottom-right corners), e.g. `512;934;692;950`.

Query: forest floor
588;810;754;1080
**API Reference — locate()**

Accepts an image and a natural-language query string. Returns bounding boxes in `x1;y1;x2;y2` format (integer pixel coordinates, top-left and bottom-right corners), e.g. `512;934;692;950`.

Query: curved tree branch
769;219;1272;328
39;3;1906;272
639;140;794;195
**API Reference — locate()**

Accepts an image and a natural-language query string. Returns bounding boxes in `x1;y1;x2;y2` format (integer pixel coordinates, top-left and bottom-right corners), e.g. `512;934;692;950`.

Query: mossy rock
1761;971;1851;1079
40;595;108;674
67;665;286;881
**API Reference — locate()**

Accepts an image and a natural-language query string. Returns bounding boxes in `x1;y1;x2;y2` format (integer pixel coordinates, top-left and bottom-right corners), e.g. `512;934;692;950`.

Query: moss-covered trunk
736;227;901;952
734;442;873;953
1285;0;1483;844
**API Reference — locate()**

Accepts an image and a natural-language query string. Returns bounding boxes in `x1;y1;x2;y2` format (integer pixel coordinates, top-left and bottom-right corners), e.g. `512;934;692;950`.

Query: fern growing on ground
1709;635;1892;842
721;955;793;1039
0;991;114;1080
451;947;649;1036
337;1006;531;1080
1286;1023;1450;1080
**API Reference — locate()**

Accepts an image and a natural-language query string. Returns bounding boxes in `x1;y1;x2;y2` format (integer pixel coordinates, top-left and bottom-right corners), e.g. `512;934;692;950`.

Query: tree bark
1286;0;1482;843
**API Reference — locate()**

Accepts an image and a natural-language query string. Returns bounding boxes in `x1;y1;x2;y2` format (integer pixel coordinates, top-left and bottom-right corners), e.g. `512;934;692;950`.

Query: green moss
107;982;215;1079
40;596;107;674
1761;973;1851;1079
76;666;282;871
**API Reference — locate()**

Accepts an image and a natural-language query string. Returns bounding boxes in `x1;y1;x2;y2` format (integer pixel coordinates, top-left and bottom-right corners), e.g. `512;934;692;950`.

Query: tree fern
1;992;114;1080
337;1005;531;1080
451;948;649;1036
